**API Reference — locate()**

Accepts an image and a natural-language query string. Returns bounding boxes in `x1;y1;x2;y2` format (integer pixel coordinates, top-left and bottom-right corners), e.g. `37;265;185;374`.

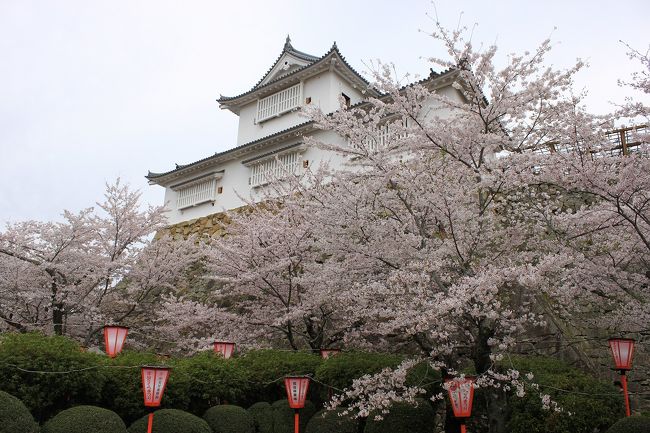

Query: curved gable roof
217;39;376;106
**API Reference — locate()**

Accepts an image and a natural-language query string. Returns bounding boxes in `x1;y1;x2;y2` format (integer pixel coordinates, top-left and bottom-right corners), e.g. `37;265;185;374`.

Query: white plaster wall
162;129;348;225
236;70;366;146
161;83;461;225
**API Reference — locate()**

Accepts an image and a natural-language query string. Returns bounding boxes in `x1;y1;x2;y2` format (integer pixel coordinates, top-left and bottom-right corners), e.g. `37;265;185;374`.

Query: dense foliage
248;402;274;433
237;350;322;403
607;416;650;433
42;405;127;433
505;356;623;433
0;390;39;433
271;400;316;433
128;409;211;433
203;405;255;433
364;399;436;433
315;352;403;391
0;332;104;421
305;408;359;433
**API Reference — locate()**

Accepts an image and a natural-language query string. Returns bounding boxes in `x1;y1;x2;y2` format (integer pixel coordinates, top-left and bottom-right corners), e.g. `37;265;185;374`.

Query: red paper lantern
284;376;310;409
446;377;475;418
319;348;341;359
213;341;236;359
141;366;171;407
608;338;635;371
103;325;128;358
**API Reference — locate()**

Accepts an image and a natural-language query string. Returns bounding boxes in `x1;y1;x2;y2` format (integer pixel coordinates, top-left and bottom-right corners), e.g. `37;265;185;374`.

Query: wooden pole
621;373;631;416
294;410;300;433
147;413;154;433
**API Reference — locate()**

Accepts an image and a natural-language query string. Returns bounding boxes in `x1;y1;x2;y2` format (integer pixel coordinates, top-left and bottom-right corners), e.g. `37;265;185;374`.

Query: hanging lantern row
445;376;475;433
608;338;635;417
105;326;637;429
104;326;341;362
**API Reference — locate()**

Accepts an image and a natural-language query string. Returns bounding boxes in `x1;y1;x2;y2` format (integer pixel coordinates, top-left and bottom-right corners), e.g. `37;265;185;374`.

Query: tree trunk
52;303;65;336
474;320;510;433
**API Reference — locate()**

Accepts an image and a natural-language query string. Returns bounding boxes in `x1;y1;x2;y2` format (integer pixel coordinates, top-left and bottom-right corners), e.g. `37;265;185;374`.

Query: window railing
355;118;409;152
256;83;303;123
177;178;217;209
249;151;302;187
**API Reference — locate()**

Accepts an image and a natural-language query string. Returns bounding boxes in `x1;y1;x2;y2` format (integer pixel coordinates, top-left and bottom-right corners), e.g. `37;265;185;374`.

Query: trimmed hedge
248;402;274;433
0;332;105;422
237;350;322;404
505;356;623;433
315;351;403;392
42;405;127;433
203;404;255;433
176;352;251;414
607;416;650;433
128;409;211;433
305;408;359;433
364;399;436;433
0;390;39;433
272;399;317;433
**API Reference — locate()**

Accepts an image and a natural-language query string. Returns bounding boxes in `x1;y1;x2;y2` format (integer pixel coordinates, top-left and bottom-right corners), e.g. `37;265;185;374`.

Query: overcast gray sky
1;0;648;225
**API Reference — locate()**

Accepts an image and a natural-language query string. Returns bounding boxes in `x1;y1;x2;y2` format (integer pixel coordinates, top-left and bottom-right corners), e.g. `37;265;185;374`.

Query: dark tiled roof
146;121;315;180
217;41;373;104
250;36;320;90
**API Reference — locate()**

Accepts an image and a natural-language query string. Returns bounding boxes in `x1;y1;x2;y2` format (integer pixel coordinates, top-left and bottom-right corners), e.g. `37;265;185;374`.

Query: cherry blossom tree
0;180;199;345
216;22;646;432
199;196;363;351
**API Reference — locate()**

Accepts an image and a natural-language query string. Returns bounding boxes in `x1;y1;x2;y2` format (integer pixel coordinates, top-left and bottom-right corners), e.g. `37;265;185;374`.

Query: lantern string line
2;362;650;397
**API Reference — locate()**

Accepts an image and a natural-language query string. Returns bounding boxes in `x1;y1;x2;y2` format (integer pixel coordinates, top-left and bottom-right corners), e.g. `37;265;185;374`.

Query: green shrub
0;390;39;433
364;399;435;433
271;399;316;433
505;356;623;433
176;351;251;414
607;416;650;433
305;408;359;433
0;332;105;421
128;409;211;433
248;402;274;433
236;350;321;404
204;404;255;433
42;405;126;433
315;352;403;393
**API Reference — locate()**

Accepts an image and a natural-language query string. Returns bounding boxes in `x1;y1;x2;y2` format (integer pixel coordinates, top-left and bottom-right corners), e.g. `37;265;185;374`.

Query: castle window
175;177;218;209
352;117;409;153
256;83;303;123
341;93;351;108
249;151;302;188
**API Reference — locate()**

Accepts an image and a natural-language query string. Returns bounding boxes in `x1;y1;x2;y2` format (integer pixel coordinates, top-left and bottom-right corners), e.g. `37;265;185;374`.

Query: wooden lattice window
176;178;217;209
249;151;302;188
256;83;303;122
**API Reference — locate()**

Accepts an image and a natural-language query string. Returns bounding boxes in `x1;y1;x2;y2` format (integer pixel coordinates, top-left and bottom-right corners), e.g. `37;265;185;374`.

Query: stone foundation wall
159;211;232;240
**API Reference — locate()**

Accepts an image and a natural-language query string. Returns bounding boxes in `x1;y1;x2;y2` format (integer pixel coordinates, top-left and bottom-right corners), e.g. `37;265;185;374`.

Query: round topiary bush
364;399;436;433
272;399;317;433
42;405;127;433
0;390;39;433
204;404;255;433
248;402;274;433
306;408;359;433
128;409;211;433
607;416;650;433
